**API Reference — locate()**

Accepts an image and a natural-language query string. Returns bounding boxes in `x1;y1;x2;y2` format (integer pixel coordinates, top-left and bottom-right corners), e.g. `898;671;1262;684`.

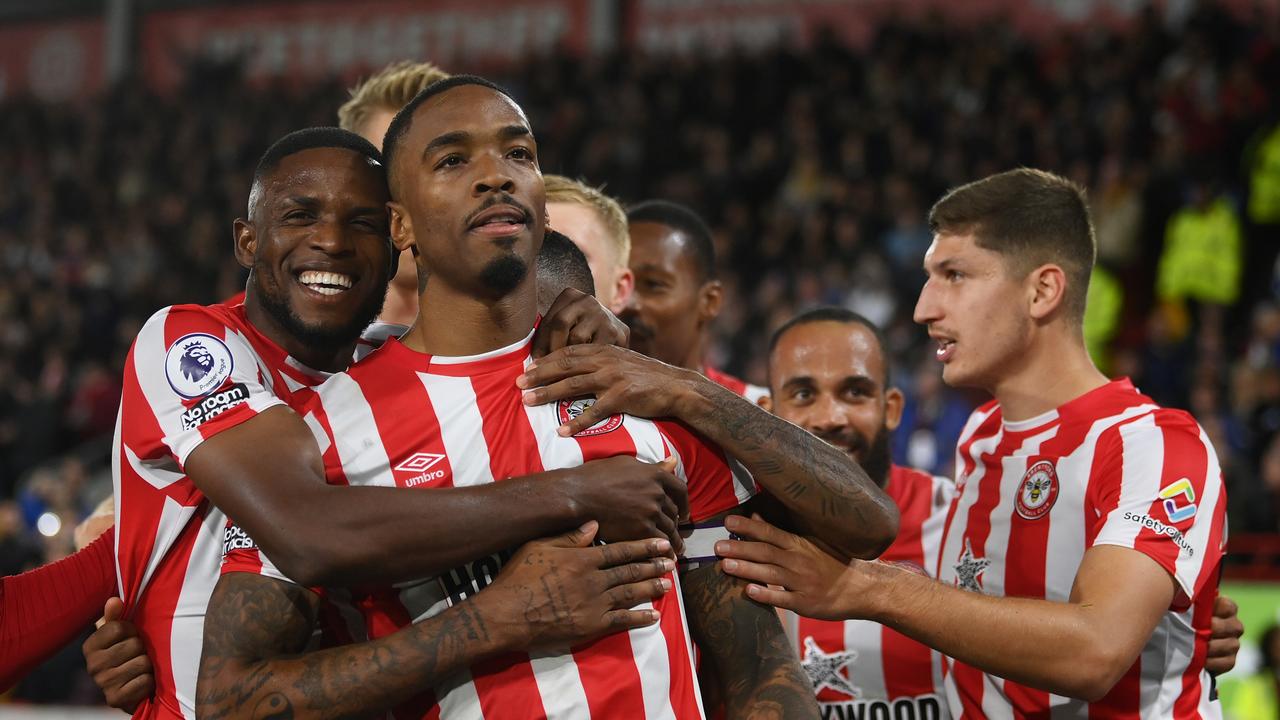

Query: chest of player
788;615;947;719
316;371;668;491
941;448;1100;601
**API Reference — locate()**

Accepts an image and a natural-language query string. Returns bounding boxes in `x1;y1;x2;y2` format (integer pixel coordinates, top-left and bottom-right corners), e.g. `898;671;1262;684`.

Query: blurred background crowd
1;0;1279;708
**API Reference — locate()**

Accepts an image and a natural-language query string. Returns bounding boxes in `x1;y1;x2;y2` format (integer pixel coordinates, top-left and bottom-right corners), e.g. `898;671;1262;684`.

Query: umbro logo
394;452;449;488
395;452;447;473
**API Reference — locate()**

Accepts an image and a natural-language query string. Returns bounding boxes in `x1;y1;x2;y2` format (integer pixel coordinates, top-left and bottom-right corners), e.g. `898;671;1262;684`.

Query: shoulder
957;400;1001;444
889;465;956;514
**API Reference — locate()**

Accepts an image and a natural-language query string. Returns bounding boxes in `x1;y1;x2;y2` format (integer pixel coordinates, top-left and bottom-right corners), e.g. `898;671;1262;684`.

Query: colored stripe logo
1158;478;1197;523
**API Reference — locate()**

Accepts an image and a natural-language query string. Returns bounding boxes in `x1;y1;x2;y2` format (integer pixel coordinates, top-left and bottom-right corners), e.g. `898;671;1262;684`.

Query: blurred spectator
1221;624;1280;720
1156;177;1244;307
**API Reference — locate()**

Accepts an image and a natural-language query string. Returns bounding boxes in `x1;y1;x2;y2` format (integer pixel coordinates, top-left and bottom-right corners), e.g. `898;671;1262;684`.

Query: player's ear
233;219;255;270
884;386;905;431
611;267;635;315
388;201;417;257
757;393;773;412
1028;263;1068;322
699;279;723;323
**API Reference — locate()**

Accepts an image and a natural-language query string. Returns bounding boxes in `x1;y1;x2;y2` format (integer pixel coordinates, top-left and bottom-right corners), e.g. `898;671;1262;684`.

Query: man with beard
763;308;955;719
110;127;687;719
716;169;1230;718
624;200;768;402
197;75;897;720
338;60;451;326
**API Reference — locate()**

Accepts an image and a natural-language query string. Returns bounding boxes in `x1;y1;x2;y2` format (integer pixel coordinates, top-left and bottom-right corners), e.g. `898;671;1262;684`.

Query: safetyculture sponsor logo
1122;511;1196;557
1158;478;1197;523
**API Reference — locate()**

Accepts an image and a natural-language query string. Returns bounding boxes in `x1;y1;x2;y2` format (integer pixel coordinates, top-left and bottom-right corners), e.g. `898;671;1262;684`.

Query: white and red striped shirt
937;378;1226;719
704;366;769;405
783;465;954;720
225;329;756;719
113;303;401;720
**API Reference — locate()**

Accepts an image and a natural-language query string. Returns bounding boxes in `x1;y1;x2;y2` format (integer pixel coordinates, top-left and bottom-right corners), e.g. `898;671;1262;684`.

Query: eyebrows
420;125;533;161
780;373;880;391
279;195;385;217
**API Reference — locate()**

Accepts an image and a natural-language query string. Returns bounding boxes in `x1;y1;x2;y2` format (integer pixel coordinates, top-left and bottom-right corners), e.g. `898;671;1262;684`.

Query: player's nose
913;282;943;325
472;153;515;196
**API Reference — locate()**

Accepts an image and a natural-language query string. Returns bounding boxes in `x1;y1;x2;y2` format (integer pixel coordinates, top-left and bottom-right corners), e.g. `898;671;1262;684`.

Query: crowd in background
1;4;1279;701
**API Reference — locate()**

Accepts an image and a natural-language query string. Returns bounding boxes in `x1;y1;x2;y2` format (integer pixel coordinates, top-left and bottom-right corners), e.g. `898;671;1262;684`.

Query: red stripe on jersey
1102;658;1143;716
470;653;549;720
363;365;455;491
656;419;742;521
879;466;937;700
1175;597;1214;719
572;634;647;719
472;364;545;479
133;505;208;719
566;412;648;716
951;663;986;719
572;413;639;462
955;433;1011;591
662;573;701;717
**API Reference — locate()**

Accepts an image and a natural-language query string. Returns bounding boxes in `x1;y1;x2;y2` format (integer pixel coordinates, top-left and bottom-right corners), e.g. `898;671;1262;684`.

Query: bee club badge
1015;460;1059;520
556;397;624;437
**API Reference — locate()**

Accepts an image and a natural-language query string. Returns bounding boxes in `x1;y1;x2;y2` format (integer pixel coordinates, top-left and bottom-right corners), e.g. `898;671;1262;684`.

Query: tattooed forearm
196;573;509;720
681;379;898;559
683;563;819;720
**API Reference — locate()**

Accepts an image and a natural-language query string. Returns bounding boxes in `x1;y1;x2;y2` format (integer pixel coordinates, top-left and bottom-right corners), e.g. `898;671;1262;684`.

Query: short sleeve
655;419;756;522
220;520;300;586
1089;411;1227;607
123;306;287;467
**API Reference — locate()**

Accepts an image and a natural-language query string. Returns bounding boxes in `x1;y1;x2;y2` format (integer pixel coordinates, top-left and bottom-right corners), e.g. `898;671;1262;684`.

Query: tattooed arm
682;562;818;720
196;524;674;720
517;345;899;559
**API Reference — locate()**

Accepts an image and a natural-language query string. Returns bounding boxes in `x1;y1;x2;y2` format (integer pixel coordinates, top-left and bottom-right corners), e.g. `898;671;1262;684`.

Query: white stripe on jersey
132;486;198;603
421;372;495;488
1178;428;1224;594
982;425;1059;600
938;426;1002;582
320;373;395;488
170;506;227;719
528;653;592;718
436;668;484;720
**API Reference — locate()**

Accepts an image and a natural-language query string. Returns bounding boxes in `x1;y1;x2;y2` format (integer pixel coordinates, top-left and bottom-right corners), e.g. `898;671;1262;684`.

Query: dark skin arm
196;523;675;720
517;345;899;560
186;420;687;587
682;563;818;720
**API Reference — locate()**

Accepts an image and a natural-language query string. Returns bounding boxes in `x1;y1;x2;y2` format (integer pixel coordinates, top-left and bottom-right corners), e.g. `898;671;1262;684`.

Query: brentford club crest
1015;460;1059;520
556;397;624;437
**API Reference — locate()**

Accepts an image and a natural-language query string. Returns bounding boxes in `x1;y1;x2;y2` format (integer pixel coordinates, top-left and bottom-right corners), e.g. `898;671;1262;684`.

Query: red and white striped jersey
704;366;769;405
113;303;398;720
783;465;955;720
224;329;756;719
937;378;1226;719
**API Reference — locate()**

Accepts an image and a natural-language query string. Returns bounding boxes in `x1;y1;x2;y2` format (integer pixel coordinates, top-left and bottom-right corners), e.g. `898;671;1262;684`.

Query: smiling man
717;169;1228;719
196;76;896;720
111;127;686;719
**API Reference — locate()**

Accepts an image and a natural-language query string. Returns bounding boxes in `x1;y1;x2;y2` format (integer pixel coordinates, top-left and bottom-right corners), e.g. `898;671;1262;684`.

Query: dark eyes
284;209;315;222
508;147;534;161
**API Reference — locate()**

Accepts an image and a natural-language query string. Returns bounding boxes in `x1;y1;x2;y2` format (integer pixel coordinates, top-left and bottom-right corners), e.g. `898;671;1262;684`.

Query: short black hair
768;307;892;386
381;74;513;195
626;200;716;281
536;229;595;315
249;127;382;214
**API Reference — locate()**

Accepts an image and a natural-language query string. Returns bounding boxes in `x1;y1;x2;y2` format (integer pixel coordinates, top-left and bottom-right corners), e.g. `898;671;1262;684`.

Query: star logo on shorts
800;636;861;699
953;538;990;593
